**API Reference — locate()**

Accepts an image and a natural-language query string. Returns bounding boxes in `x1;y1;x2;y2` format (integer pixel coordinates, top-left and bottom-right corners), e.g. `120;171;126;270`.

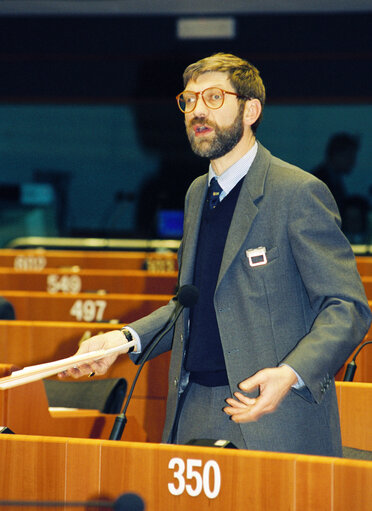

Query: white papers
0;341;136;390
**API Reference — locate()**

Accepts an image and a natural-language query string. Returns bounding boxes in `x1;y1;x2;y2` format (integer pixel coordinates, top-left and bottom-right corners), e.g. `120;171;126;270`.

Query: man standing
64;53;371;456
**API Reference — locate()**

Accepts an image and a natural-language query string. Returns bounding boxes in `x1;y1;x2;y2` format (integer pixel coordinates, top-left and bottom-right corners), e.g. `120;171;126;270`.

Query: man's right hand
58;330;134;379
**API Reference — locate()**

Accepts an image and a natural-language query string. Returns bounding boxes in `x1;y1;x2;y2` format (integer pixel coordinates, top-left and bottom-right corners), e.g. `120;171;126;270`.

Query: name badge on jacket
246;246;267;267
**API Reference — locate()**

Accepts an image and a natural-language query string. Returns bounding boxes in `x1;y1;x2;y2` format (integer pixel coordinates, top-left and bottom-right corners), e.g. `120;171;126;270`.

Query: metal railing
5;236;181;252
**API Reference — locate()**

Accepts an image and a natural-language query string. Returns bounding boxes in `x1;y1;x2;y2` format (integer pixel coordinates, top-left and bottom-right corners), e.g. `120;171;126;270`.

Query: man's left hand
223;366;298;423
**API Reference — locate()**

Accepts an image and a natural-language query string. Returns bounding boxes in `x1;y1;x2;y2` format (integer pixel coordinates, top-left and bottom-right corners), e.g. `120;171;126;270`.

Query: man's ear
243;99;262;128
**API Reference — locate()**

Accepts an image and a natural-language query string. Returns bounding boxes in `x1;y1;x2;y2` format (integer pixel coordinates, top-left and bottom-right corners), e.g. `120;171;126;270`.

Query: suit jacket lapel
179;174;208;287
217;143;271;288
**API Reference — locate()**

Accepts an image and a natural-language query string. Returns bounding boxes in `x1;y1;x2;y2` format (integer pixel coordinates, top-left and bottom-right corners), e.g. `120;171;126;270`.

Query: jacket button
180;334;183;342
173;378;178;387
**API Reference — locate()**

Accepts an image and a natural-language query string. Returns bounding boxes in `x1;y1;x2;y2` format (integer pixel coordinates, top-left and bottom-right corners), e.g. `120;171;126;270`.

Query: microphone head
177;284;199;308
114;492;145;511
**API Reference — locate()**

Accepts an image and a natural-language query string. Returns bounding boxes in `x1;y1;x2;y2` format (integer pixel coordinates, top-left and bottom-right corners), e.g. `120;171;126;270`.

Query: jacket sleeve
282;177;371;403
128;296;178;364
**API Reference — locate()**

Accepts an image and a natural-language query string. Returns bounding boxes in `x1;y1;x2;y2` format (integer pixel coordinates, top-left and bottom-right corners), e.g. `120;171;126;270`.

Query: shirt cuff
280;364;305;389
123;326;142;353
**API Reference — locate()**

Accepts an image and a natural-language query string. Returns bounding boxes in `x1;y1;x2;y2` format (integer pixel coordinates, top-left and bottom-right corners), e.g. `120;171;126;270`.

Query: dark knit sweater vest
185;177;244;386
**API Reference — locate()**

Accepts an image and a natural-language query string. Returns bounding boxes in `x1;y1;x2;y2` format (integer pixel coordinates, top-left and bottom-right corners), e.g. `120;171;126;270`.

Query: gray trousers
172;381;343;456
173;382;247;449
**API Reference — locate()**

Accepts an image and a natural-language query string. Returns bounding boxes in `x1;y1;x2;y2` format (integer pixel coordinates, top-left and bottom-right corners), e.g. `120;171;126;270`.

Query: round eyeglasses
176;87;250;114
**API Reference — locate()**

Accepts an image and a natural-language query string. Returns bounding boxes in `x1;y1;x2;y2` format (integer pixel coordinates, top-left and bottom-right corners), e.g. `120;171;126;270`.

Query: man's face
184;72;245;160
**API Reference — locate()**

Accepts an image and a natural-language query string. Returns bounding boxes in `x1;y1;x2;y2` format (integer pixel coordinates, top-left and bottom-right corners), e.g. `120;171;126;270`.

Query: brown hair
183;52;266;132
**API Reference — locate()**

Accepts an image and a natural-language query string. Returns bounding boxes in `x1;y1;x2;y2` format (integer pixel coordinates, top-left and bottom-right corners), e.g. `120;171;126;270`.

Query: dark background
0;10;371;241
0;13;370;102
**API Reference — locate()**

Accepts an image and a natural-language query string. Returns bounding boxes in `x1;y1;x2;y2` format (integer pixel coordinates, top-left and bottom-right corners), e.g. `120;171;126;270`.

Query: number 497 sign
168;458;221;499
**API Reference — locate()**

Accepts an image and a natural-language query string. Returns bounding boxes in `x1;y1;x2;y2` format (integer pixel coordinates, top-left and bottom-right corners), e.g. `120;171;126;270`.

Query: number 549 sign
168;458;221;499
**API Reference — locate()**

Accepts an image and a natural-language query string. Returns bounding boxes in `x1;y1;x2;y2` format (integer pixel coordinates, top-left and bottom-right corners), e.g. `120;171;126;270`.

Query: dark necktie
207;177;223;209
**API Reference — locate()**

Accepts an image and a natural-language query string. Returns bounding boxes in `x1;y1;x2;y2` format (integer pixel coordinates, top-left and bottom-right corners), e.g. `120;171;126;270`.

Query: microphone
109;284;199;441
114;492;144;511
343;340;372;381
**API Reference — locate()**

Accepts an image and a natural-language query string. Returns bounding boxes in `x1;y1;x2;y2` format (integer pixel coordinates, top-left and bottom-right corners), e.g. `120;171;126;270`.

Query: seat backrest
43;378;127;414
0;297;15;319
342;446;372;460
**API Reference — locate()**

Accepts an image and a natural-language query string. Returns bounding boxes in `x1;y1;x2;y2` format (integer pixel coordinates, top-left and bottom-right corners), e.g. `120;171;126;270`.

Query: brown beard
186;106;245;160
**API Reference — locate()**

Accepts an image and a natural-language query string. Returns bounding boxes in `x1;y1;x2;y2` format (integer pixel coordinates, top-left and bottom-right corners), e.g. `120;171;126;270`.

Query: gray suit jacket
130;142;371;455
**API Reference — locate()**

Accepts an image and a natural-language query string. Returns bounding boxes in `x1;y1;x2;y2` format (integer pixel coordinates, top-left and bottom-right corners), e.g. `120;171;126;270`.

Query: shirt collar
208;141;258;197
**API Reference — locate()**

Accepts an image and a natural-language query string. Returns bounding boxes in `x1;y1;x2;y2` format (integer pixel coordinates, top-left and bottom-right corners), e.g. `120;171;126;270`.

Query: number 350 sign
168;458;221;499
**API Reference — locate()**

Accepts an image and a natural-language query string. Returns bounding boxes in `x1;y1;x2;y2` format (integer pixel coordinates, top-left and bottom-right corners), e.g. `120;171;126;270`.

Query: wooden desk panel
0;290;172;323
357;256;372;276
336;382;372;451
0;267;178;295
0;435;371;511
0;248;178;272
362;276;372;298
